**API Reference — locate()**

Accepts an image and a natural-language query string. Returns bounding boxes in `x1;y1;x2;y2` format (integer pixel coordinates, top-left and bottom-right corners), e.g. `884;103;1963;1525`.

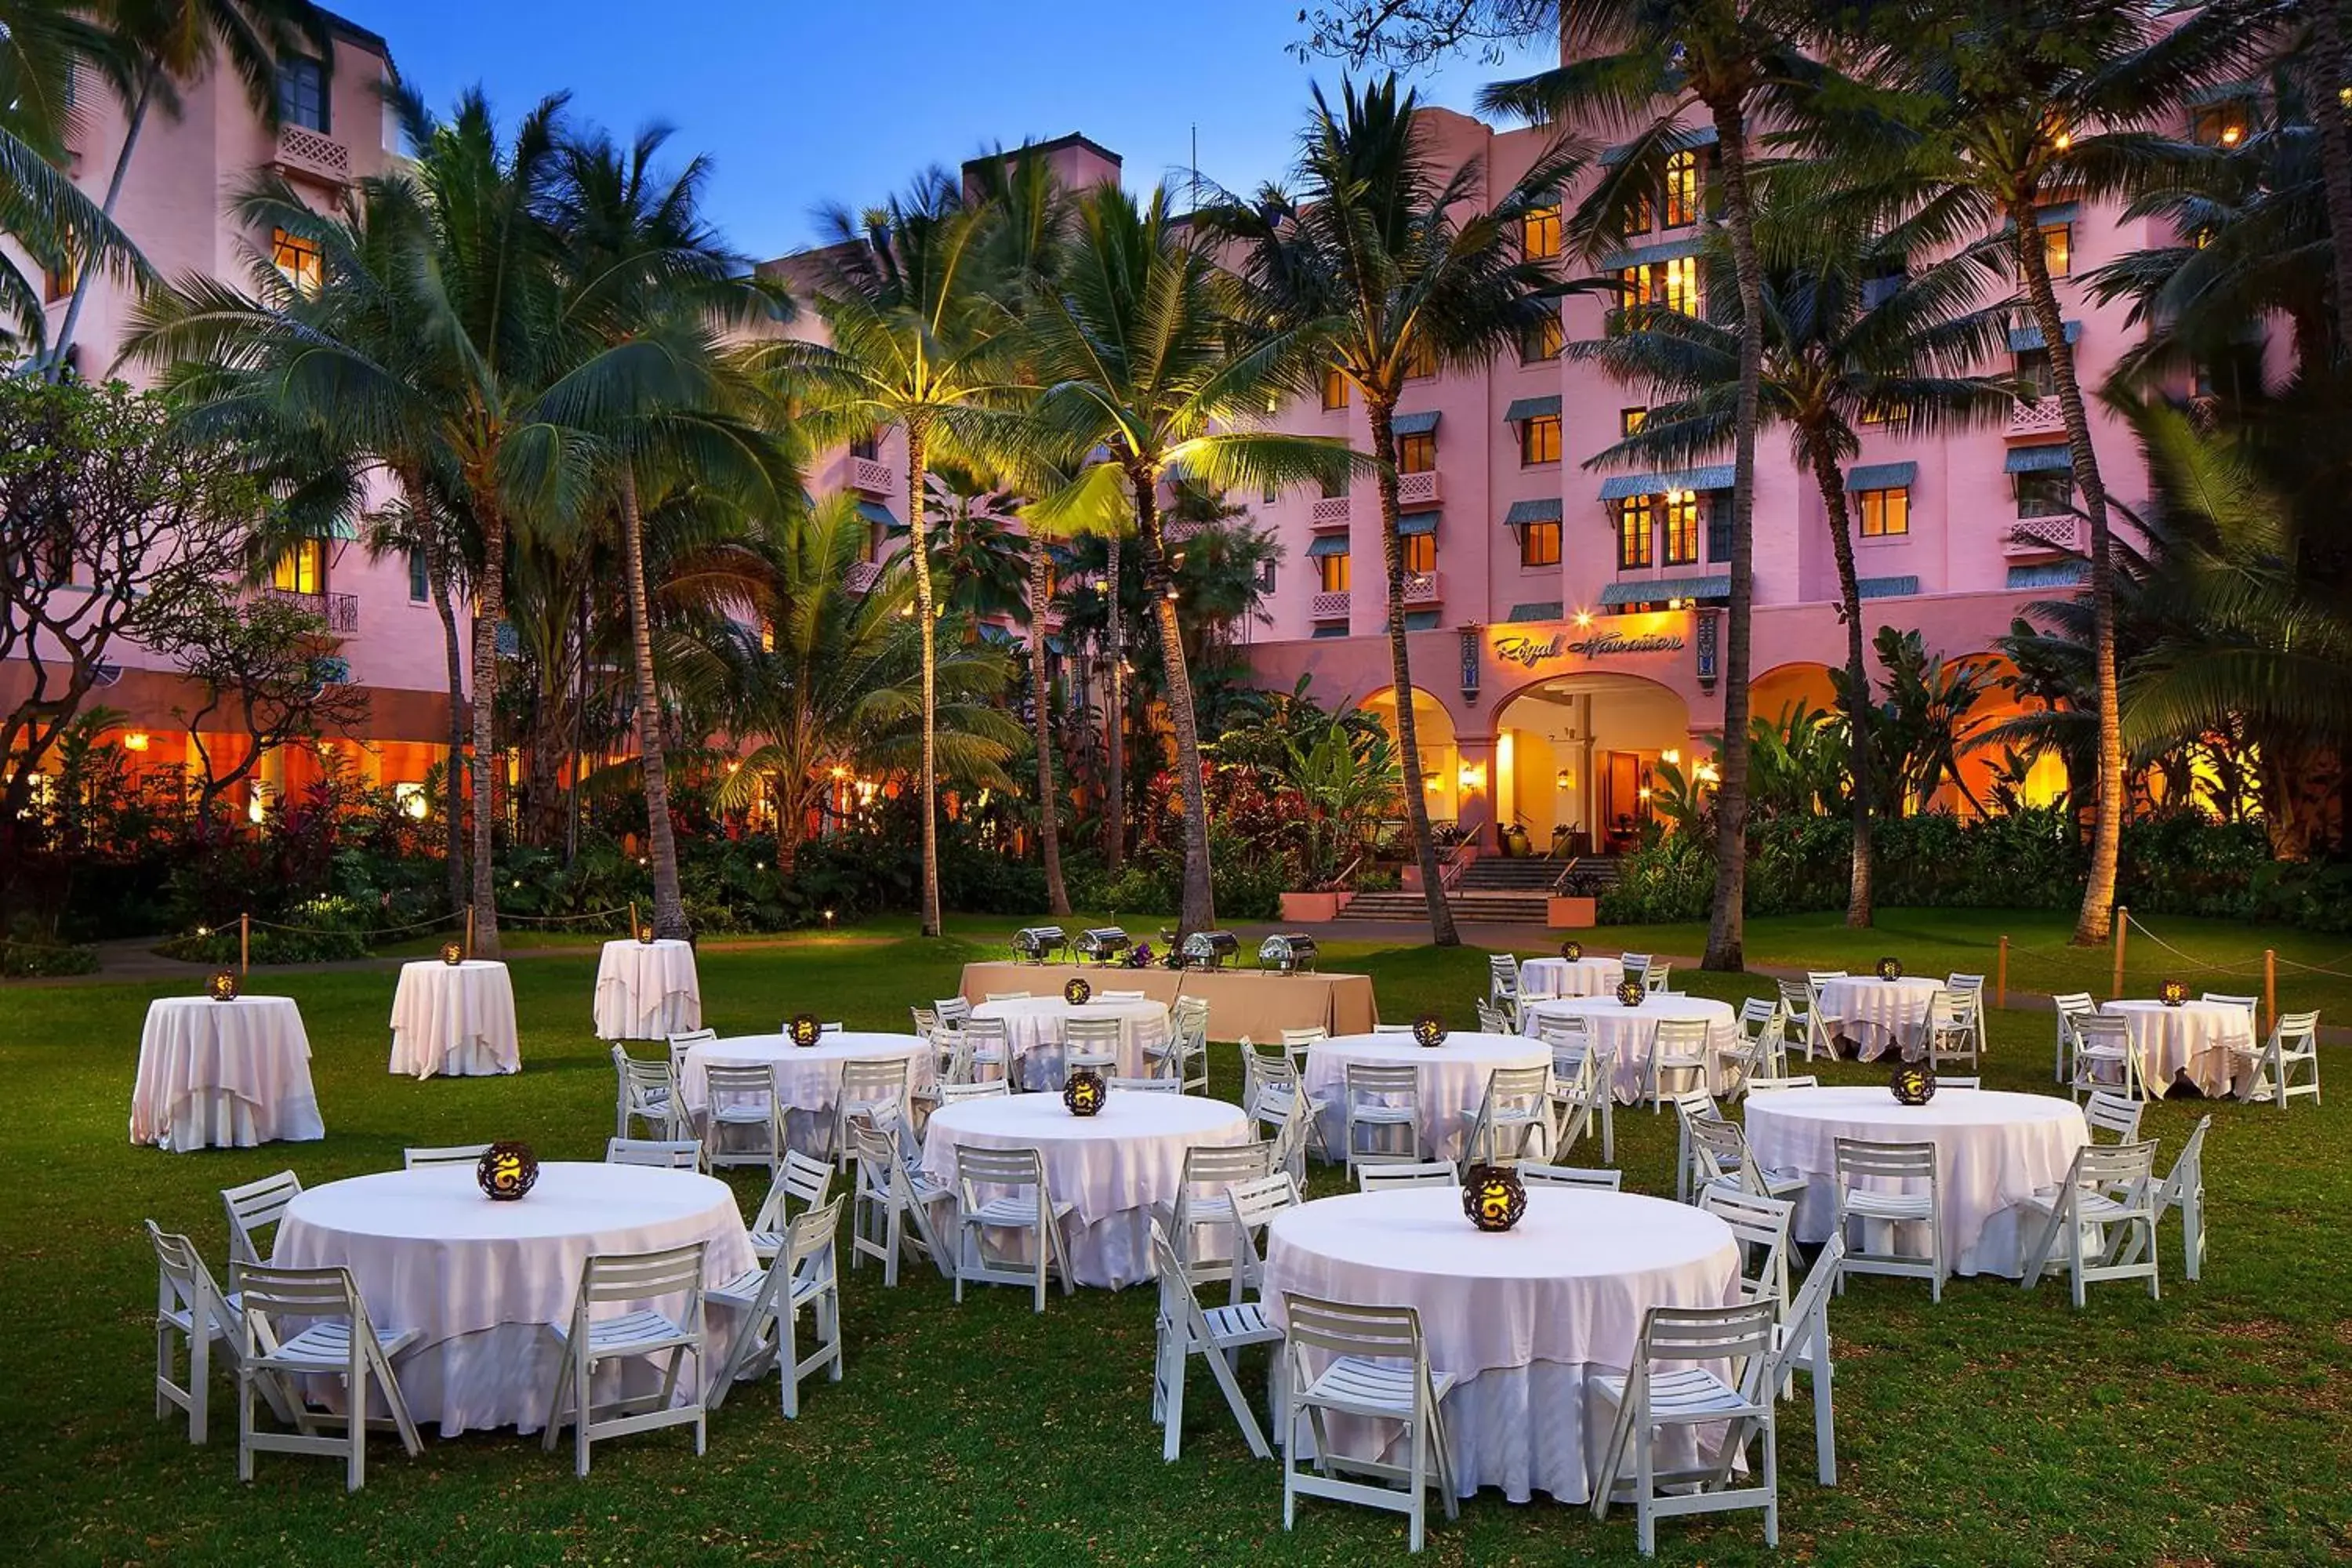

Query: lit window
1402;532;1436;573
1858;486;1911;538
1317;552;1351;593
1618;257;1702;315
1617;497;1653;568
1621;407;1647;437
277;57;328;134
759;618;776;653
1522;204;1561;260
1662;492;1700;565
272;539;324;595
1663;255;1701;314
1622;183;1654;238
1862;400;1911;426
1663;150;1701;228
272;227;323;296
1321;367;1351;409
1397;431;1436;474
42;256;76;303
2190;100;2251;148
2040;222;2071;278
1519;415;1561;466
1519;311;1563;362
1519;520;1561;568
1402;339;1438;379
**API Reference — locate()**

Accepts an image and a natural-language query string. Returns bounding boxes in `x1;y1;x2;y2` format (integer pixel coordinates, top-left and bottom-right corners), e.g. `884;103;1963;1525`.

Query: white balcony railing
848;456;895;495
1309;495;1352;527
1397;470;1440;506
2009;401;2066;437
843;560;883;594
2004;514;2084;556
1310;590;1351;619
1403;570;1440;604
273;125;350;186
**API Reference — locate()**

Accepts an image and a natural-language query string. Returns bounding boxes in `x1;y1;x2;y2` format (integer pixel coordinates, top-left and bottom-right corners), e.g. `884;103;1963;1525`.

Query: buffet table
958;961;1377;1039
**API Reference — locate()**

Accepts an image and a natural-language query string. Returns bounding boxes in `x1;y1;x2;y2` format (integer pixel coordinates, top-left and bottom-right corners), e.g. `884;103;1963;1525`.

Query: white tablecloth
593;939;702;1040
918;1092;1250;1289
1517;956;1625;1000
1744;1087;2088;1278
388;960;520;1079
1304;1032;1552;1163
2103;1000;2256;1097
1522;996;1739;1105
272;1162;754;1435
131;996;325;1152
971;995;1171;1088
1265;1187;1741;1504
1817;976;1944;1060
678;1032;935;1153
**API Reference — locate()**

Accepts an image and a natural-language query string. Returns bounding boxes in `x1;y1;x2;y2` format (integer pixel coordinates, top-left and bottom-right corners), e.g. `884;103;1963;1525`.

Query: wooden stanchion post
2111;906;2129;1000
1997;935;2009;1010
239;913;250;975
2265;949;2277;1036
630;899;641;943
465;903;476;959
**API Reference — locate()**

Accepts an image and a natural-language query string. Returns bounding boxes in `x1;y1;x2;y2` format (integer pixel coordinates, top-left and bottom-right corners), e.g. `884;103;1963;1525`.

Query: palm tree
1024;184;1352;937
1485;0;1835;972
48;0;325;376
1574;223;2013;924
1201;74;1567;949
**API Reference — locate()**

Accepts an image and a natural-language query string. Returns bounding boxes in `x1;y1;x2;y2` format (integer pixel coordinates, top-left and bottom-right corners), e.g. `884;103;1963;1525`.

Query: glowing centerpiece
1875;956;1904;982
1559;939;1583;962
2160;978;2188;1007
1063;976;1093;1007
1411;1013;1448;1049
1462;1163;1528;1232
1062;1067;1107;1116
1890;1060;1937;1106
1615;978;1646;1009
787;1012;825;1048
475;1142;539;1201
439;940;466;966
205;969;241;1003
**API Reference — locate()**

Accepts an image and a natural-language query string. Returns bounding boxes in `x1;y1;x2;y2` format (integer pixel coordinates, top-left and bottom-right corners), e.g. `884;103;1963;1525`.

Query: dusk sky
339;0;1555;263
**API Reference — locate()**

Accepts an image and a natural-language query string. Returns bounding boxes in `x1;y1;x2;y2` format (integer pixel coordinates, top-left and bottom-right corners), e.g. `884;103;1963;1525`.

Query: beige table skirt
957;962;1377;1041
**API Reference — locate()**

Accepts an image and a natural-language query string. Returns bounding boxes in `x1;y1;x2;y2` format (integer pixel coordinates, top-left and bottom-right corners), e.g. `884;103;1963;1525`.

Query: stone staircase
1335;855;1620;924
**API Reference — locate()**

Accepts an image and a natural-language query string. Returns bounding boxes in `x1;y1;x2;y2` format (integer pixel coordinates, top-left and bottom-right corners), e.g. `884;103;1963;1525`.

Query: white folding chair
1806;972;1849;1058
1551;1043;1617;1166
607;1138;704;1169
1486;953;1521;1011
1946;973;1989;1060
1937;1076;1982;1089
1149;1141;1275;1287
1225;1171;1302;1305
747;1149;836;1261
935;996;973;1026
706;1195;844;1418
1671;1088;1724;1203
542;1242;710;1476
1722;998;1788;1095
1920;987;1980;1070
1589;1300;1782;1555
1095;989;1147;1003
2019;1141;2161;1308
1776;1233;1845;1486
961;1016;1014;1088
1538;1011;1590;1067
221;1170;303;1266
1699;1185;1796;1309
1266;1092;1329;1185
845;1116;952;1288
1343;1062;1425;1174
1355;1161;1459;1193
1778;978;1832;1063
1280;1026;1329;1075
2050;991;2096;1083
702;1062;783;1174
232;1261;423;1491
833;1057;910;1165
1279;1295;1457;1554
1061;1015;1124;1087
2083;1088;2145;1143
1744;1075;1819;1094
402;1144;492;1171
1149;997;1211;1091
147;1220;287;1445
1641;960;1673;995
1473;998;1512;1035
1517;1163;1622;1190
1112;1075;1181;1092
613;1044;681;1140
1646;1018;1711;1112
2238;1008;2321;1109
1149;1221;1281;1461
952;1145;1074;1312
1459;1064;1555;1171
2132;1113;2212;1283
1690;1113;1806;1206
938;1079;1010;1105
1620;953;1653;985
982;991;1033;1003
666;1027;717;1081
1831;1138;1944;1303
2068;1012;2146;1102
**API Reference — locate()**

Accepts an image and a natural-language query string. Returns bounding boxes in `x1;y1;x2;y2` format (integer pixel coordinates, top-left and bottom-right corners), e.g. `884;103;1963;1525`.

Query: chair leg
189;1324;212;1444
237;1364;256;1483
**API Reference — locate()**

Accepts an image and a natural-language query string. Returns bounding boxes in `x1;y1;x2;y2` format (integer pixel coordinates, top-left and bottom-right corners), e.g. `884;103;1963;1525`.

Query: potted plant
1548;867;1602;930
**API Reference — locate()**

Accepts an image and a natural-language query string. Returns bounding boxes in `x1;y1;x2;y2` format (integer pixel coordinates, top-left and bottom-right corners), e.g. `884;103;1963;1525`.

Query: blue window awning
1598;464;1736;501
1846;461;1917;492
1599;122;1719;166
2005;445;2073;474
1504;497;1564;528
1857;575;1918;600
1507;601;1563;623
1397;510;1439;537
1504;395;1562;424
1404;610;1441;631
977;622;1018;647
1599;574;1729;606
1600;234;1707;271
857;499;900;528
1311;623;1349;639
1392;410;1441;437
1305;535;1350;558
2009;321;2083;352
2009;561;2089;590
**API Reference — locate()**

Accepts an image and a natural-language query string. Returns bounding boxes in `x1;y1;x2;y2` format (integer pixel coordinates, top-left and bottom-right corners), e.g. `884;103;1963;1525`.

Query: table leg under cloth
148;1088;325;1152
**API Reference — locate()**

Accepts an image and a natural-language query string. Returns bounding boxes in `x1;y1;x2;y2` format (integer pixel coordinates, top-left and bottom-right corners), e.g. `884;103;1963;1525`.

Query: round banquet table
388;960;520;1079
1744;1086;2088;1279
1522;995;1739;1105
1517;955;1625;1001
1816;975;1944;1061
593;938;702;1040
1303;1032;1552;1164
916;1091;1250;1289
2103;1000;2256;1098
971;994;1171;1089
1265;1187;1742;1504
131;996;325;1152
678;1031;935;1153
272;1162;755;1434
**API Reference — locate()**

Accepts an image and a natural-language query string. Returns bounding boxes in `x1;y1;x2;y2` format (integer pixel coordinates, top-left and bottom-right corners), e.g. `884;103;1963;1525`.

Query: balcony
258;586;358;633
2004;514;2084;556
1309;495;1352;528
1403;570;1440;604
1398;470;1440;506
271;125;350;187
844;455;895;495
2008;401;2066;437
1310;590;1351;620
843;560;883;594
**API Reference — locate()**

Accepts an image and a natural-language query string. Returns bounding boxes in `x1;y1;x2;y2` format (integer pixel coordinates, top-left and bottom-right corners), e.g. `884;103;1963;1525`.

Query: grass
4;914;2348;1566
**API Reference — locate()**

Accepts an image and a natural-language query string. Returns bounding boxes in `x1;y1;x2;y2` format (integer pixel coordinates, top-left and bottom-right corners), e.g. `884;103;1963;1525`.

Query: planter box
1279;891;1352;924
1547;896;1598;929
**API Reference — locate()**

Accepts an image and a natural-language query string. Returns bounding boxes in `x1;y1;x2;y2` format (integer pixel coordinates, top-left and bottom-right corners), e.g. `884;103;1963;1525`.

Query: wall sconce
1573;610;1593;628
1661;747;1680;766
122;731;151;753
1457;760;1487;793
1637;785;1653;802
1694;761;1720;786
1555;769;1574;790
1422;768;1441;786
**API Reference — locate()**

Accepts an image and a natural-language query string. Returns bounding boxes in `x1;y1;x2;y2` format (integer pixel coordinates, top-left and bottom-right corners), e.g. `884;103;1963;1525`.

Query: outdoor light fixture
248;792;267;824
1574;610;1593;628
206;970;241;1003
1560;939;1583;961
122;731;150;752
1661;748;1680;766
475;1142;539;1202
1063;975;1093;1006
440;941;466;966
1457;760;1486;792
1616;978;1646;1008
1412;1013;1448;1049
1462;1164;1528;1232
1555;769;1573;789
1062;1067;1108;1117
1876;956;1904;982
1890;1061;1937;1106
789;1012;825;1048
2161;978;2188;1007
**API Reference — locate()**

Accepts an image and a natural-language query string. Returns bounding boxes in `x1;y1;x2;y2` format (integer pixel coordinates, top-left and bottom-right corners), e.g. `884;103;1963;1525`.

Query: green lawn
4;919;2347;1566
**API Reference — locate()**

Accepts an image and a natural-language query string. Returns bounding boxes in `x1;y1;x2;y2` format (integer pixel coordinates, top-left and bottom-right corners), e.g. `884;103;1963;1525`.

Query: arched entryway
1358;686;1465;829
1493;673;1693;855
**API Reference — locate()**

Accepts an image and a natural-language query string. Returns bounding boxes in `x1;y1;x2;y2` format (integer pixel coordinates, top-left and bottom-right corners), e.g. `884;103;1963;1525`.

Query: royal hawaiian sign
1491;613;1687;670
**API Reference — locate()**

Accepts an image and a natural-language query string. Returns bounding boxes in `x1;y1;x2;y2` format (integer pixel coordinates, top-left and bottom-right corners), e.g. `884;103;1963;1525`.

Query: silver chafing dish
1074;926;1131;964
1180;930;1241;970
1258;932;1320;974
1011;925;1069;964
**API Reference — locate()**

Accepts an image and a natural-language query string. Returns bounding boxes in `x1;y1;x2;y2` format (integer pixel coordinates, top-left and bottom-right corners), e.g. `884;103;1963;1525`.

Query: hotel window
1662;150;1701;228
1259;559;1276;592
1617;496;1653;568
272;227;323;296
848;430;879;460
272;538;324;595
1621;407;1647;437
1861;399;1911;426
1621;183;1654;238
1519;310;1563;363
759;618;776;653
1858;485;1911;538
1321;367;1351;409
2191;100;2251;148
1522;203;1561;260
1519;520;1562;568
1319;470;1349;499
1317;550;1352;593
277;56;328;134
1397;430;1436;474
1402;532;1436;573
1519;414;1561;466
1623;256;1703;315
1402;339;1438;380
42;256;76;303
2016;472;2073;519
1662;492;1701;565
1708;509;1732;562
2039;221;2071;278
406;548;430;602
2016;347;2058;401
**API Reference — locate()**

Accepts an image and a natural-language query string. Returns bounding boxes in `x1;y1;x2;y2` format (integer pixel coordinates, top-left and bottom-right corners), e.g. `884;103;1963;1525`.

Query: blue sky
339;0;1554;263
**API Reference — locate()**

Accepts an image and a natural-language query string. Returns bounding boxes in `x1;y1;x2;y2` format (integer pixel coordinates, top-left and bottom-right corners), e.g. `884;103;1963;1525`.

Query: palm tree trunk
1132;472;1214;936
1029;539;1071;915
2303;0;2352;361
1369;399;1460;947
1703;100;1762;973
46;78;148;381
1104;532;1127;871
466;503;505;957
619;466;687;938
906;423;942;938
2014;201;2125;945
416;486;468;916
1806;441;1874;927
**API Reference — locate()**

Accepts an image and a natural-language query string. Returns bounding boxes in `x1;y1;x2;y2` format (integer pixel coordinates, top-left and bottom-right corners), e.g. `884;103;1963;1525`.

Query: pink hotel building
24;13;2205;850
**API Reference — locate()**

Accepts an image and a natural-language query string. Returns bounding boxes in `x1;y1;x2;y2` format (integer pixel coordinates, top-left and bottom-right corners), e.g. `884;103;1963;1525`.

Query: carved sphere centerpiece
1062;1067;1107;1116
788;1012;825;1048
1462;1163;1528;1232
476;1141;539;1201
1411;1013;1448;1049
1890;1060;1937;1106
1063;976;1093;1006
